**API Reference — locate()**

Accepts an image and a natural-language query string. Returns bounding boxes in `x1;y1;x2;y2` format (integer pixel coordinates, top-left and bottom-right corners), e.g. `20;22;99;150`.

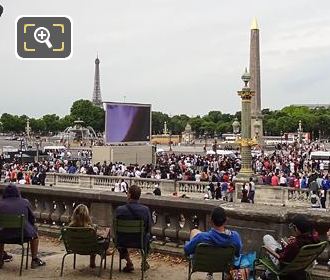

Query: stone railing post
50;198;66;225
60;200;74;225
177;212;193;242
54;173;59;186
79;174;92;188
151;210;166;241
45;173;55;186
282;187;289;206
164;213;180;243
90;201;114;228
233;182;241;203
40;198;54;224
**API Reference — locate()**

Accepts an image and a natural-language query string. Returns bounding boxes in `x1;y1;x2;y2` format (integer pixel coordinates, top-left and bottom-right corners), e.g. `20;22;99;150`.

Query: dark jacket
0;184;38;241
278;231;320;263
115;200;152;248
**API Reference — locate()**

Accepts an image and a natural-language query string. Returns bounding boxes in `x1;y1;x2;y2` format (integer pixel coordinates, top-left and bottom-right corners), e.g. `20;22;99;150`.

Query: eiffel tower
92;54;103;108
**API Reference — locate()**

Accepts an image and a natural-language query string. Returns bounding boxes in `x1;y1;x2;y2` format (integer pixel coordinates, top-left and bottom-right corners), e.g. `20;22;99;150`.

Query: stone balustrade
177;180;209;193
0;183;330;278
46;173;176;193
46;173;330;208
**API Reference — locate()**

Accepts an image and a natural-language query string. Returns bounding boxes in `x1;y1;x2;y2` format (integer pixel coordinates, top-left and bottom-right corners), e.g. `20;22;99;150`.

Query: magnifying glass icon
34;27;53;49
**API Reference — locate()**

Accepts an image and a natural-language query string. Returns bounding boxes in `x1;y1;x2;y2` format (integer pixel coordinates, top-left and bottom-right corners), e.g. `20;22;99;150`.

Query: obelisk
249;17;263;142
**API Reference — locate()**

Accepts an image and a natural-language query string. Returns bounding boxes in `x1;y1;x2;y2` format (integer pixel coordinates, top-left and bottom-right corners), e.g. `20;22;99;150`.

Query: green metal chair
110;219;147;280
187;243;236;280
254;241;328;280
0;214;29;276
60;226;109;277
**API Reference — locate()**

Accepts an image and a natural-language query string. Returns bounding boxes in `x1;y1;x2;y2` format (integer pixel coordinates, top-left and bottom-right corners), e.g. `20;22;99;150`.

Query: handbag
228;268;250;280
228;251;256;280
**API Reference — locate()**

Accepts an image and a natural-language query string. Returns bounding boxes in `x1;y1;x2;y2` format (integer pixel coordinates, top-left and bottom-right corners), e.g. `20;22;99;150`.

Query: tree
42;114;61;133
168;114;189;134
70;99;105;132
207;111;223;123
189;116;203;137
152;111;170;134
58;115;74;131
0;113;25;133
30;118;45;134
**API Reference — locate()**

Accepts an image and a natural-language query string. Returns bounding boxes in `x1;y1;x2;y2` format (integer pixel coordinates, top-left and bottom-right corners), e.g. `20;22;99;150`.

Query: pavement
0;236;213;280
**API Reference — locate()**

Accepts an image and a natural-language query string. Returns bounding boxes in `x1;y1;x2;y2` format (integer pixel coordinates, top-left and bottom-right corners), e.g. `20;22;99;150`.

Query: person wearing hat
0;184;46;269
260;214;319;280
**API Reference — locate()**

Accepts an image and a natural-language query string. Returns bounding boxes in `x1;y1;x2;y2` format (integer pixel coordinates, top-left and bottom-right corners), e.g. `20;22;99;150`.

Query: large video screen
105;102;151;143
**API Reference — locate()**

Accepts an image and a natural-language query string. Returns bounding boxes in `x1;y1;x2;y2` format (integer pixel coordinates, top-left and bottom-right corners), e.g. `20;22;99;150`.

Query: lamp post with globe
235;68;257;182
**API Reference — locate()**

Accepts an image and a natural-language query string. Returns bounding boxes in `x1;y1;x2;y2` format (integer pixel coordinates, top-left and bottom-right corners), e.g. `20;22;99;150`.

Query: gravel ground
0;236;212;280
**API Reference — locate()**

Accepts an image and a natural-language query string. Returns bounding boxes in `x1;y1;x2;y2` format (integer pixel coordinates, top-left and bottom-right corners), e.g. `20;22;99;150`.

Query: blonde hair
69;204;92;227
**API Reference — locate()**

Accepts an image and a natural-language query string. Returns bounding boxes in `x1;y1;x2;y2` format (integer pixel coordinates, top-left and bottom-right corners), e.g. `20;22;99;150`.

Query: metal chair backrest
0;214;25;244
61;226;100;255
192;243;236;273
114;219;145;249
281;241;328;274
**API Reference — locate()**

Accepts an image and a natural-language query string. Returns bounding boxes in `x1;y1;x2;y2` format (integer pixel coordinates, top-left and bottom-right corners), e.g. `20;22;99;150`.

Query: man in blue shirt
184;207;242;280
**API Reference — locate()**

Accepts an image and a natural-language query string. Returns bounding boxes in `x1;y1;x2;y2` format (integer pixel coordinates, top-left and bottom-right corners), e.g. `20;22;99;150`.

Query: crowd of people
1;141;329;208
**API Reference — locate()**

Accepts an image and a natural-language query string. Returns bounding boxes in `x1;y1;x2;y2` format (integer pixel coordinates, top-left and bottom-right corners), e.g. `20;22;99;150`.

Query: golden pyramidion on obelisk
251;17;259;30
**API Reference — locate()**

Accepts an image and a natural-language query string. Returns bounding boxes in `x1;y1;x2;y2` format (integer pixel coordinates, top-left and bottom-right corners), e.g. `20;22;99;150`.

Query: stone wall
0;184;329;278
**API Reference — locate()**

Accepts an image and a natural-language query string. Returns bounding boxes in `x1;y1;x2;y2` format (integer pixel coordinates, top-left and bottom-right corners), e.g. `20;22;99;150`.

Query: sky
1;0;330;118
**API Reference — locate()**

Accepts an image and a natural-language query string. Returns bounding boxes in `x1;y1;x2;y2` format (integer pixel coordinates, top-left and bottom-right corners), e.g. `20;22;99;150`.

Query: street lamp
213;135;217;152
203;132;208;153
297;120;303;144
19;138;24;164
35;140;40;162
169;131;172;152
235;68;257;182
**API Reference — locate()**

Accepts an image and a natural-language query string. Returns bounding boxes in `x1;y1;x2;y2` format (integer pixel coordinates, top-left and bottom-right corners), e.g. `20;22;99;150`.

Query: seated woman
69;204;110;268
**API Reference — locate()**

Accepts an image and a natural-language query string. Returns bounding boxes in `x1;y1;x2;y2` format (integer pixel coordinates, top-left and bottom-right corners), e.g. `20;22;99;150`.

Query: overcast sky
1;0;330;118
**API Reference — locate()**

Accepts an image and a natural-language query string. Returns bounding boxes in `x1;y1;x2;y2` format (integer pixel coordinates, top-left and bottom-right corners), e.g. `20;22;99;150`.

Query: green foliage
0;113;25;132
70;99;105;132
151;111;170;134
1;103;330;139
0;99;105;134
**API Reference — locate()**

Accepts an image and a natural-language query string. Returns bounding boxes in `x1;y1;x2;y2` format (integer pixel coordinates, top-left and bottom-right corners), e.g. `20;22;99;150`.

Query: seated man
0;184;46;269
261;214;319;280
115;185;152;272
184;207;242;280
